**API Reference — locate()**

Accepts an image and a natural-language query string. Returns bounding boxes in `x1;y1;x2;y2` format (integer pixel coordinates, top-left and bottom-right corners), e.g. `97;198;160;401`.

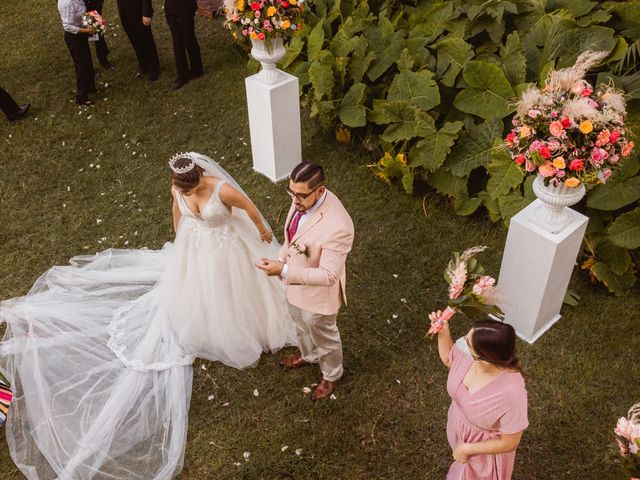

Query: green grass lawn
1;0;639;478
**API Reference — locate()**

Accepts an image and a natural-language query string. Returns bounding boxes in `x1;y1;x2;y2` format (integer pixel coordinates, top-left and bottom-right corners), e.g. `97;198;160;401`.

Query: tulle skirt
0;219;295;479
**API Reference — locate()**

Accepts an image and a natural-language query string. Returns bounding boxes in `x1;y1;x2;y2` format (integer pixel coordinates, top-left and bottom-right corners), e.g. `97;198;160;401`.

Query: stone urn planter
530;174;586;234
250;36;286;85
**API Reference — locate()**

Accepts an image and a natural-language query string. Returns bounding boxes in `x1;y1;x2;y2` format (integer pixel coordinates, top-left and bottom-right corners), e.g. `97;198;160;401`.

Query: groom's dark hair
290;162;325;189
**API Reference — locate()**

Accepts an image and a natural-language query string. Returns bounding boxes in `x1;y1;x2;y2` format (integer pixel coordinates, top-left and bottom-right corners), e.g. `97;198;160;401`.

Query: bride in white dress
0;152;295;480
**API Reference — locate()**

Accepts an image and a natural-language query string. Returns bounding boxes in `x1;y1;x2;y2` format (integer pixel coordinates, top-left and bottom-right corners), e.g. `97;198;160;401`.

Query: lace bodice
176;180;231;228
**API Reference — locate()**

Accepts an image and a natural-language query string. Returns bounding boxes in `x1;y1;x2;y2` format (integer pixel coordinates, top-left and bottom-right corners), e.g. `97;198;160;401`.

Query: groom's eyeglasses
286;185;321;201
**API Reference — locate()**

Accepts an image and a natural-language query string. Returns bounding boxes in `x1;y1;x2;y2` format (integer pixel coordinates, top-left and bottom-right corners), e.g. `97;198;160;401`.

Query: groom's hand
255;258;284;276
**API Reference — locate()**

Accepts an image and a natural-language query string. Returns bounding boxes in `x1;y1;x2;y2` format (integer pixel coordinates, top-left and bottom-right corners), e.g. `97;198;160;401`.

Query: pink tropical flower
616;417;634;440
472;276;496;296
549;121;564;137
525;160;536;172
622;141;635;157
427;307;456;337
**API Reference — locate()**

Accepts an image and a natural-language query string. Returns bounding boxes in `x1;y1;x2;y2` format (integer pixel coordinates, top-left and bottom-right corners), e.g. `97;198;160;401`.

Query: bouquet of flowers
614;403;640;478
427;246;503;337
223;0;304;42
82;10;106;41
502;51;635;189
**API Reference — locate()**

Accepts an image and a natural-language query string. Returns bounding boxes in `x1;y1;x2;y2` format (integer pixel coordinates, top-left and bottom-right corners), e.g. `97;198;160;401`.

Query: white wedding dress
0;153;296;480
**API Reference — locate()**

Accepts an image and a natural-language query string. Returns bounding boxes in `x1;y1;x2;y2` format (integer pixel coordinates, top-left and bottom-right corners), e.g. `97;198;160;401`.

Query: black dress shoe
172;77;189;90
134;68;146;79
76;99;93;106
8;103;30;121
147;71;159;81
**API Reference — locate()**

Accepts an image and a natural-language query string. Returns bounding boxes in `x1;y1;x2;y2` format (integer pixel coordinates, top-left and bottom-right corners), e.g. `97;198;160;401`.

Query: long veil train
0;153;286;479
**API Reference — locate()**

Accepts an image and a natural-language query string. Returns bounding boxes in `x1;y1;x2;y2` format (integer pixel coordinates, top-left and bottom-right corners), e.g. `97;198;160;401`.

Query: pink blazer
278;190;354;316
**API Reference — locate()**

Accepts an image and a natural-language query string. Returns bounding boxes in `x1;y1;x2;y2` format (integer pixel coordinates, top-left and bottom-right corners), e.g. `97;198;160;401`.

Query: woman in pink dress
437;319;528;480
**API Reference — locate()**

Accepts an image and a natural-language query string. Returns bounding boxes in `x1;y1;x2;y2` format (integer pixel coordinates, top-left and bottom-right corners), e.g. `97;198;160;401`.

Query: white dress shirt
58;0;86;34
281;191;328;278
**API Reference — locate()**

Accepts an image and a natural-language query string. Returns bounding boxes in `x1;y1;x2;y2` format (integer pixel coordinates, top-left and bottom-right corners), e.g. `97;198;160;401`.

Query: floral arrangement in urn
427;246;503;337
503;51;635;189
614;403;640;478
223;0;304;42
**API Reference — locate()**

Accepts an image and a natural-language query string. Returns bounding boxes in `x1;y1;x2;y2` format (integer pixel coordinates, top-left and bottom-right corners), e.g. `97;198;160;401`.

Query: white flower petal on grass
392;314;398;319
393;274;398;278
63;204;67;208
89;164;94;168
295;449;302;456
400;298;407;303
124;240;129;246
96;219;102;224
253;389;259;397
67;186;71;191
302;387;312;394
281;445;289;452
396;379;401;385
221;402;229;407
233;462;241;466
96;165;101;169
207;395;214;401
200;364;207;370
330;394;337;400
243;452;250;461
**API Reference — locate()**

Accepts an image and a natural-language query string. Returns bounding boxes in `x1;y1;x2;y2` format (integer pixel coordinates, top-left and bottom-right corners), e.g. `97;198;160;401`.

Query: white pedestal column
497;199;588;343
245;71;301;182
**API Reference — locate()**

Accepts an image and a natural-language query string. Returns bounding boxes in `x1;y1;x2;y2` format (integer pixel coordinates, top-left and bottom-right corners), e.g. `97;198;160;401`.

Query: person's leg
140;25;160;78
78;34;97;93
166;13;189;81
122;20;147;75
286;304;319;364
92;2;111;66
307;313;343;382
0;87;20;119
65;32;89;104
180;13;203;77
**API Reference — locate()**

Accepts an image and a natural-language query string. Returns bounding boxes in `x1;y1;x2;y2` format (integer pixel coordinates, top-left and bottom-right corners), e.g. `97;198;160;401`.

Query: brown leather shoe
279;353;309;370
310;379;335;401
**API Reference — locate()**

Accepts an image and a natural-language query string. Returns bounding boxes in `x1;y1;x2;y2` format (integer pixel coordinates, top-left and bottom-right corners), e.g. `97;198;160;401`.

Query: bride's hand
260;230;273;243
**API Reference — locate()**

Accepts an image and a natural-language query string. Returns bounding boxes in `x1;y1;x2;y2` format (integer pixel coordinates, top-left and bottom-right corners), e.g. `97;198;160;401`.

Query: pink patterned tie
288;211;306;241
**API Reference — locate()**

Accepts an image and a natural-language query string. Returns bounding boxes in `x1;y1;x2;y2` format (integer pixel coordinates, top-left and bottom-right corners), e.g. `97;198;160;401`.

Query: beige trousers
287;303;343;382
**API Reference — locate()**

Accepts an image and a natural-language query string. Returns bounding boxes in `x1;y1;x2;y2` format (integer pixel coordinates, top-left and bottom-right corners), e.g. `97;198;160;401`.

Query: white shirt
281;190;327;278
58;0;86;34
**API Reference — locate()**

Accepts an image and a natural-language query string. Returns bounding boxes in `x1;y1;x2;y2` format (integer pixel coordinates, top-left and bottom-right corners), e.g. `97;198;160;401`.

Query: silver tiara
169;152;196;174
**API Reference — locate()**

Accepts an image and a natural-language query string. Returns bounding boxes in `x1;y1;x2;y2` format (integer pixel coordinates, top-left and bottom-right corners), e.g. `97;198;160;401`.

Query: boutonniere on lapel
291;241;309;257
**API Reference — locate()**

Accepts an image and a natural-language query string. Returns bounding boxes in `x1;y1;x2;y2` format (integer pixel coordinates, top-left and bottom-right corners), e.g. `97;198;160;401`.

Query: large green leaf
307;20;326;61
427;167;468;197
454;61;516;120
432;36;474;88
607;207;640;249
378;103;422;142
365;17;406;82
407;1;452;43
486;147;524;199
308;51;336;101
447;119;504;177
409;121;464;171
594;238;633;275
348;36;376;83
498;190;529;223
550;26;617;68
282;36;305;69
500;32;526;86
591;261;636;296
477;191;502;222
387;70;440;112
339;82;367;128
586;156;640;211
546;0;596;18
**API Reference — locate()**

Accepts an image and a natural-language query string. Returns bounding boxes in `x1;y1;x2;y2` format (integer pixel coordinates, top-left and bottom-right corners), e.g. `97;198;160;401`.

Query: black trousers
0;86;20;119
64;32;96;104
85;0;109;65
165;12;203;80
121;20;160;74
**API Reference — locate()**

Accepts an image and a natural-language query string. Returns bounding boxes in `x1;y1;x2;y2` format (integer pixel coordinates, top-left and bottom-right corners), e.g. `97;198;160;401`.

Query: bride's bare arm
219;183;273;242
171;187;181;232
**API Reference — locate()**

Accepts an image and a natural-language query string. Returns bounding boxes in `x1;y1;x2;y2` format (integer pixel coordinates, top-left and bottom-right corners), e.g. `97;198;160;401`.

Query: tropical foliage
280;0;640;295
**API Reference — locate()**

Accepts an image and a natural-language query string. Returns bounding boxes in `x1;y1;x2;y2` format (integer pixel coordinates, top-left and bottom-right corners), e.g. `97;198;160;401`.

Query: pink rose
616;418;634;440
528;109;541;118
514;154;526;165
609;130;621;143
525;160;536;172
506;132;516;144
581;88;593;97
549;121;564;137
610;154;620;164
560;117;572;128
555;169;565;178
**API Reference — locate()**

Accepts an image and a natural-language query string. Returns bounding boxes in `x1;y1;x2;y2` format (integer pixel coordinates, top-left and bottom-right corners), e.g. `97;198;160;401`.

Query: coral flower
564;177;581;188
595;130;610;146
549;121;564;137
579;120;593;134
538;162;556;177
622;141;635;157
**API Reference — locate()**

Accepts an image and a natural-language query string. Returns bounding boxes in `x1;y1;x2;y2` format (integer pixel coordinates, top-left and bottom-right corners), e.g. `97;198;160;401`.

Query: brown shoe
310;379;335;401
279;353;309;370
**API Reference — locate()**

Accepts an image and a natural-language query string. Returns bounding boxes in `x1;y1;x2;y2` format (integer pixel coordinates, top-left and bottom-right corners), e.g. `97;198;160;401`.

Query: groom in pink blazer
257;162;354;400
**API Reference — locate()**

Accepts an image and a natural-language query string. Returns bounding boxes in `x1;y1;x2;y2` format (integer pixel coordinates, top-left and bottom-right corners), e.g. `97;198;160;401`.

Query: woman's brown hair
170;157;204;192
471;319;524;374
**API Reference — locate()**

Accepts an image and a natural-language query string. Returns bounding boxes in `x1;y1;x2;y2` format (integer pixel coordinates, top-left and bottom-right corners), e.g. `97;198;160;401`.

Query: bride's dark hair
170;157;204;191
471;320;524;375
